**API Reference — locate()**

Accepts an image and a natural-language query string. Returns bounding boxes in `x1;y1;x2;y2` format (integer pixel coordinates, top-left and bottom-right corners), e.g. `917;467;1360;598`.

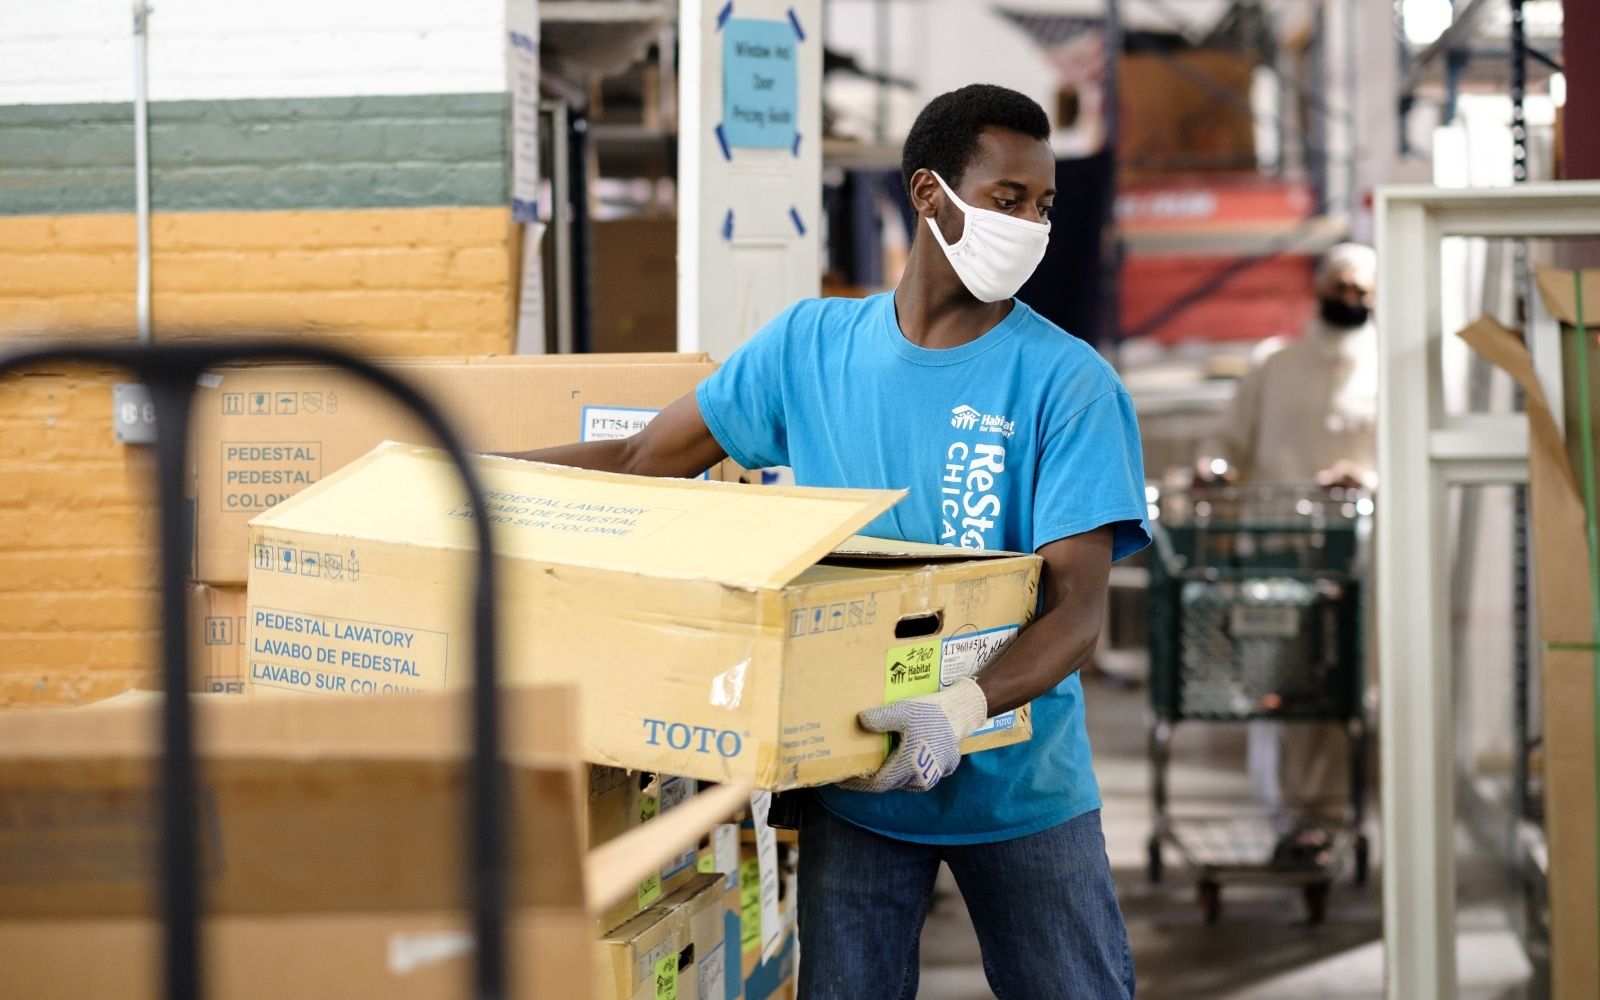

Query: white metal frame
1378;181;1600;999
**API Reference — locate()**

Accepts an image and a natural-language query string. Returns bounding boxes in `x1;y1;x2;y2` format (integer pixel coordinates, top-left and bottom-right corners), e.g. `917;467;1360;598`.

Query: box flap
828;534;1023;561
1535;268;1600;326
253;442;904;590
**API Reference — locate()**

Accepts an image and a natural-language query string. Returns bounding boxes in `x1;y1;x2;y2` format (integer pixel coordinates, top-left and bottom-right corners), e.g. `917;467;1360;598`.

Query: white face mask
925;170;1051;303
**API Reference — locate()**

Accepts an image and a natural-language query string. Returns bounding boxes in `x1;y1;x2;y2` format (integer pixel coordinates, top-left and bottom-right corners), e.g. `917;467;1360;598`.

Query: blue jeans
797;800;1135;1000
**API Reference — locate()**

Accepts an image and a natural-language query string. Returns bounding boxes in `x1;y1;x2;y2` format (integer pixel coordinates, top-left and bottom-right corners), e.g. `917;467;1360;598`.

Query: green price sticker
653;953;678;1000
738;857;762;954
638;871;662;909
883;641;940;702
881;640;941;754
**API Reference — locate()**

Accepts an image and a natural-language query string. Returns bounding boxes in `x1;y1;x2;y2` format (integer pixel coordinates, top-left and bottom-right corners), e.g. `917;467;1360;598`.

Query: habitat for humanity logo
950;404;1014;438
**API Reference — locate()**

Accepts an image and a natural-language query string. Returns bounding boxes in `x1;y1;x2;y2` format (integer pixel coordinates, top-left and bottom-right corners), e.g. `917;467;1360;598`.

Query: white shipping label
581;405;661;442
659;776;698;878
697;942;728;1000
711;822;740;890
942;626;1020;736
748;791;783;963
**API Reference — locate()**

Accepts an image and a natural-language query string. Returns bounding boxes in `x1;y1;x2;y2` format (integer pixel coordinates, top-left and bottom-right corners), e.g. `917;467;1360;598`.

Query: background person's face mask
925;171;1050;303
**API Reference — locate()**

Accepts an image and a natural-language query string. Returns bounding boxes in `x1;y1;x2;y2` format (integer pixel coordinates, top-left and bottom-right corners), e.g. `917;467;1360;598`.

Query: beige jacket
1215;320;1377;485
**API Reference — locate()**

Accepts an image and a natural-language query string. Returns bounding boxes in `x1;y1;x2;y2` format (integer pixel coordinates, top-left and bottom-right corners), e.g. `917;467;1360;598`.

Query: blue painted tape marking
791;131;802;157
722;209;735;241
787;7;806;40
717;1;733;29
789;206;806;236
715;123;732;161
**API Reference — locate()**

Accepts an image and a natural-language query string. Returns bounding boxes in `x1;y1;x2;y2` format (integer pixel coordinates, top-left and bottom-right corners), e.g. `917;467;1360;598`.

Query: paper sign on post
748;790;783;963
722;18;799;149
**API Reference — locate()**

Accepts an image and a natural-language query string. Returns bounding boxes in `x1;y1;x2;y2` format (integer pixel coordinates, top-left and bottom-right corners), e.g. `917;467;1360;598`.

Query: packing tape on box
710;657;750;709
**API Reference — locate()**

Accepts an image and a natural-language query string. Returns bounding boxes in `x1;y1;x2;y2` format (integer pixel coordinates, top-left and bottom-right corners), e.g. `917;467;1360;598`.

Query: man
513;84;1147;999
1204;242;1378;859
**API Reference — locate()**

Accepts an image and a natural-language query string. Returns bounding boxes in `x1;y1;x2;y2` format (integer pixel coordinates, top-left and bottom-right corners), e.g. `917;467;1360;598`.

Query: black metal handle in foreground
0;342;510;1000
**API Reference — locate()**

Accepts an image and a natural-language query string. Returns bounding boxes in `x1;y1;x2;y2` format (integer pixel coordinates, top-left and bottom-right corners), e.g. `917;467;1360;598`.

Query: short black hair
901;84;1051;195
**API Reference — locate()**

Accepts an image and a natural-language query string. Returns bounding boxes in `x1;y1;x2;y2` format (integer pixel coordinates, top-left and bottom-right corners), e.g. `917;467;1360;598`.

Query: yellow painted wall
0;206;518;705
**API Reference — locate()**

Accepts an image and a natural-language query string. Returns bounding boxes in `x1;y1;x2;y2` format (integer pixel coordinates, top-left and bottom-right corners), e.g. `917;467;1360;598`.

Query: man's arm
976;526;1112;714
495;392;728;479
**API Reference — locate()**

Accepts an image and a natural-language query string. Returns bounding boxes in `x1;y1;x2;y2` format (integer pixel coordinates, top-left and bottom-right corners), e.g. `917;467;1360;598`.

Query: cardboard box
1118;50;1255;177
245;443;1038;788
0;686;593;999
593;218;678;354
1460;313;1598;1000
588;766;702;932
189;354;724;584
597;873;727;1000
189;584;248;693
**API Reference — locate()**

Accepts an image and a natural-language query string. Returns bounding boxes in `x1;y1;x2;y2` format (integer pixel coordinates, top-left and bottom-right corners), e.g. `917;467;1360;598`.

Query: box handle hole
894;610;943;639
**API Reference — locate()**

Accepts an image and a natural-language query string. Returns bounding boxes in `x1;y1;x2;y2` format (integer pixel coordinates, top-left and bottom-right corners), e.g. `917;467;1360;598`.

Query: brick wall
0;206;517;705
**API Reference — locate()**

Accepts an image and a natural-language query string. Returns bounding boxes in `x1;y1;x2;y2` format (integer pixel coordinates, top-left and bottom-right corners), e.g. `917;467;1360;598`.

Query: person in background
508;84;1146;999
1199;241;1377;861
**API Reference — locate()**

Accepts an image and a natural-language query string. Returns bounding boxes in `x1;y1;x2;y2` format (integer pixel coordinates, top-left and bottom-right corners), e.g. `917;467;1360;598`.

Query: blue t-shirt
696;292;1150;844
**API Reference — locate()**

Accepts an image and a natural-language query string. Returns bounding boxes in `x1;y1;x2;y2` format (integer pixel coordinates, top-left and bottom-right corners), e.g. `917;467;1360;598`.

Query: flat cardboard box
189;354;726;584
1460;314;1598;1000
0;685;592;999
597;873;726;1000
190;584;248;693
245;443;1038;788
588;767;701;932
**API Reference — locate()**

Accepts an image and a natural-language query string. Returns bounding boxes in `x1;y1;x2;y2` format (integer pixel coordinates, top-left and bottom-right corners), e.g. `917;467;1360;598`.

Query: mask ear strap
925;171;969;253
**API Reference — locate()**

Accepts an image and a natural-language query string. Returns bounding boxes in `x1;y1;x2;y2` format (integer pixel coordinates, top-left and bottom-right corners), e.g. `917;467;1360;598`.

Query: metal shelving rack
1375;180;1600;1000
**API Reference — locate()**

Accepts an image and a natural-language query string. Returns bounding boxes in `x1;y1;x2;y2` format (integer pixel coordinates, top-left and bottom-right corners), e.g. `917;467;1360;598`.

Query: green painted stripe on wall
0;93;510;216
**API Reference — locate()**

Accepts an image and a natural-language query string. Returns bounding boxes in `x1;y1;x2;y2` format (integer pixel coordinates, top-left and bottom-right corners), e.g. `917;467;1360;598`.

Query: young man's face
931;126;1056;243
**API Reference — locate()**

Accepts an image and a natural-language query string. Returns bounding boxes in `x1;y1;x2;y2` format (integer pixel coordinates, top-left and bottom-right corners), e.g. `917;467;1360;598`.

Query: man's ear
908;168;943;218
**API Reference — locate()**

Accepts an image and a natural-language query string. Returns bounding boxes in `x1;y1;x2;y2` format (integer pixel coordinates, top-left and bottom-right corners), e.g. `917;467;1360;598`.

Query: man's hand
838;677;989;793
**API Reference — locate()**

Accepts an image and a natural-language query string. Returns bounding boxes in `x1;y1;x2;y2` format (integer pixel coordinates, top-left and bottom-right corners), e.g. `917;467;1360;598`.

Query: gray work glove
838;677;989;793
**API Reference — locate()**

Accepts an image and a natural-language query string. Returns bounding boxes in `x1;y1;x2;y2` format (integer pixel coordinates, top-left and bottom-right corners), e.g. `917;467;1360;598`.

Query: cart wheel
1198;880;1221;925
1353;835;1370;887
1147;837;1164;884
1304;881;1331;925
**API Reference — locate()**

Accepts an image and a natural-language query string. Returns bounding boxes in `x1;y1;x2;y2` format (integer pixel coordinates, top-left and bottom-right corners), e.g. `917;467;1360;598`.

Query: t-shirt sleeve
694;307;792;470
1033;388;1151;561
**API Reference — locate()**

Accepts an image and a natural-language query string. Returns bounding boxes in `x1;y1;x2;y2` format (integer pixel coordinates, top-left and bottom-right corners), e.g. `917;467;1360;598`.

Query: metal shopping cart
1145;484;1372;925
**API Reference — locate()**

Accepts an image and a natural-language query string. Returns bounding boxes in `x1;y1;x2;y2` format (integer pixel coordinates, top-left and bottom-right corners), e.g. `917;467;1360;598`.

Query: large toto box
245;442;1038;788
189;354;726;584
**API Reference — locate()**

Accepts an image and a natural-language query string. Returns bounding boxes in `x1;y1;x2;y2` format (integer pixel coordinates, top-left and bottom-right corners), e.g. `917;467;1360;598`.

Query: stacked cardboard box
0;687;593;999
188;584;248;693
182;352;731;697
187;353;731;585
596;874;727;1000
588;765;702;932
245;442;1038;787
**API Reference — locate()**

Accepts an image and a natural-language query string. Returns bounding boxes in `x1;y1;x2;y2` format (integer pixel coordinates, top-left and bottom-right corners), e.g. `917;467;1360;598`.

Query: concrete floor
915;673;1540;1000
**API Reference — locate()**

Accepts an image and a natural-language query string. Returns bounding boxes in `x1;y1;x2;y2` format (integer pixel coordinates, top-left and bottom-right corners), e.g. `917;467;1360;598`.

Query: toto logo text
641;718;743;758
